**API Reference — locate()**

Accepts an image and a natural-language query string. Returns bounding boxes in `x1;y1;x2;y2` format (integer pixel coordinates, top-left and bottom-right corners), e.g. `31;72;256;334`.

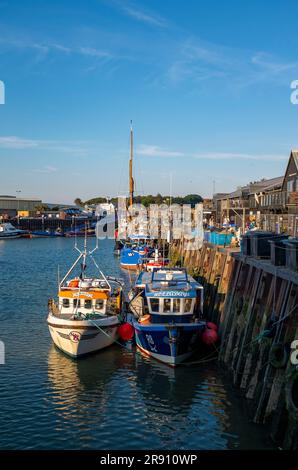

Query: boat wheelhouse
129;268;206;366
47;240;123;357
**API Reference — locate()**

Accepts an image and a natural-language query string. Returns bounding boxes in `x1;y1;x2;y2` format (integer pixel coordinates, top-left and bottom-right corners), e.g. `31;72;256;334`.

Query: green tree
74;198;84;207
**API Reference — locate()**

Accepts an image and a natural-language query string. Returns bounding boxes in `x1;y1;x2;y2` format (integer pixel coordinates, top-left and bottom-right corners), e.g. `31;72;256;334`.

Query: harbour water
0;238;273;450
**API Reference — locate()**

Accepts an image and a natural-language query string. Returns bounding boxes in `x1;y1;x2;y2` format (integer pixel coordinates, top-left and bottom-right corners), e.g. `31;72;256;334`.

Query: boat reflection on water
131;353;233;448
47;343;270;450
47;345;134;422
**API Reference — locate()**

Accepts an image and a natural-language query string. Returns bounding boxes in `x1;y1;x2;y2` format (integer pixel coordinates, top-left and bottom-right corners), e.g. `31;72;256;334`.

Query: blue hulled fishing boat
120;236;152;270
129;268;206;366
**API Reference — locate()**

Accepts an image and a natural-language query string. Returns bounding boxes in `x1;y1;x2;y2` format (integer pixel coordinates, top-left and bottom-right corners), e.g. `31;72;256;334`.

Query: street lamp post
16;190;21;226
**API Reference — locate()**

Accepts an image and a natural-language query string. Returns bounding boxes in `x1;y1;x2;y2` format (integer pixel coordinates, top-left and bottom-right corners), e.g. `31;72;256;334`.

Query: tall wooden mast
129;120;134;207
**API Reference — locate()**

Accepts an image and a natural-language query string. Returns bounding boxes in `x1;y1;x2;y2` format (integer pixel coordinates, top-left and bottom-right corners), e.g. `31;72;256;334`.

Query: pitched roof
291;150;298;169
282;150;298;190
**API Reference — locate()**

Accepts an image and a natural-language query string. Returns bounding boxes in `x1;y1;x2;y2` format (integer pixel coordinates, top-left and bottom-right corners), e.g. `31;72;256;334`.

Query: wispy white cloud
194;152;287;161
0;136;89;155
0;34;115;67
111;0;167;28
78;46;112;58
137;143;287;162
0;136;39;149
251;52;298;74
137;144;184;158
32;165;58;173
163;37;298;89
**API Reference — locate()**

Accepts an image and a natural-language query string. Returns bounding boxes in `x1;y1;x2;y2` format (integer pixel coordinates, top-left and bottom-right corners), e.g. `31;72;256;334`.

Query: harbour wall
171;240;298;449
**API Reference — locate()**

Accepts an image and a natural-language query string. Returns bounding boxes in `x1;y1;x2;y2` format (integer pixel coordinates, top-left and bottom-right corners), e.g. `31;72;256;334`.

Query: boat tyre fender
269;342;289;369
285;366;298;421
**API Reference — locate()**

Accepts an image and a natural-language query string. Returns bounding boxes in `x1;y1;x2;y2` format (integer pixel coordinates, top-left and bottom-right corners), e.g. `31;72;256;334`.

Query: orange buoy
69;279;79;288
139;314;151;324
202;328;218;345
118;323;134;341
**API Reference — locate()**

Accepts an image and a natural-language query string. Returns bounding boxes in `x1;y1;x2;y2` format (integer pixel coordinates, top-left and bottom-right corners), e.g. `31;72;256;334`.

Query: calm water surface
0;238;272;449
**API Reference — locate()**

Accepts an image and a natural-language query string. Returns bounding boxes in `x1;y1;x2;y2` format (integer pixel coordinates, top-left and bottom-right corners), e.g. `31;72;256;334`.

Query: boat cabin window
95;299;104;310
62;298;70;308
163;299;171;313
84;300;92;309
73;299;80;308
173;299;181;313
150;298;159;312
184;298;193;313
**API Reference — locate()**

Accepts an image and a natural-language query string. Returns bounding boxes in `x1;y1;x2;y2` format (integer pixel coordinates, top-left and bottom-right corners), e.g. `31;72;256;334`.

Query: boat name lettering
73;292;93;298
152;291;189;298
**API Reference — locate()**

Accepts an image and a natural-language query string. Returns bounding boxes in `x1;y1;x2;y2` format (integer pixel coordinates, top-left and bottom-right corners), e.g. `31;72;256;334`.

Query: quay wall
172;240;298;449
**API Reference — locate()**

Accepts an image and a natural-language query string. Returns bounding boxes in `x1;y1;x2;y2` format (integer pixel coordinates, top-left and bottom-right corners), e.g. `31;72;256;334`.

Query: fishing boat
120;236;153;270
129;267;206;366
47;237;124;358
31;228;64;238
0;222;23;239
142;247;169;272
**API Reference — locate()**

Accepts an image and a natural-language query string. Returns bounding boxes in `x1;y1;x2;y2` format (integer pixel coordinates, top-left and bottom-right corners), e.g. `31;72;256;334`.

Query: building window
287;180;294;192
73;299;80;308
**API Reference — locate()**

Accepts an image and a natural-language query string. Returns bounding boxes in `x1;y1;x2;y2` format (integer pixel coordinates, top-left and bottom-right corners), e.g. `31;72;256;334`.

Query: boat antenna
129;120;134;209
89;215;99;255
74;216;78;251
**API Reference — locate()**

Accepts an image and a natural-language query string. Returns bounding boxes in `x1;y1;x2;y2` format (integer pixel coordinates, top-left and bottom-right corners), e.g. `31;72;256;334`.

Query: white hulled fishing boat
47;237;123;357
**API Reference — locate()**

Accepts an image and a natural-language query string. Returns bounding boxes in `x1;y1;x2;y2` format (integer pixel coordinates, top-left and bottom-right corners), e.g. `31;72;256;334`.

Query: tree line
75;194;203;208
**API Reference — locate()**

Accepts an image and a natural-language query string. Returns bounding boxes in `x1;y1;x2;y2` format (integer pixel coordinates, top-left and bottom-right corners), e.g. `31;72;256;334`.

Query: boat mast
129;120;134;208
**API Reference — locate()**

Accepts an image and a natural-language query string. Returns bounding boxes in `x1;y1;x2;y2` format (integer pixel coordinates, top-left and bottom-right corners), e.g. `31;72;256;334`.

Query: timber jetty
172;235;298;450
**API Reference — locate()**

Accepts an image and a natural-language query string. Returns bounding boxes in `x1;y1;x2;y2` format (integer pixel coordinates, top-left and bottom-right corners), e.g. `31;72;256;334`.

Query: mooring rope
79;312;220;366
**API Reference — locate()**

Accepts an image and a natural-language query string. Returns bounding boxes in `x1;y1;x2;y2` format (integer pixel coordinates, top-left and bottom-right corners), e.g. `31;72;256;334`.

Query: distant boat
65;228;95;238
0;223;23;239
31;228;64;238
120;236;153;270
143;248;169;272
129;268;206;366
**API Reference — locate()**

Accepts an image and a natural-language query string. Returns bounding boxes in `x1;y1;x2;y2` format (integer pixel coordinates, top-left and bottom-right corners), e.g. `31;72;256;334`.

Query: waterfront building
212;150;298;235
0;195;42;219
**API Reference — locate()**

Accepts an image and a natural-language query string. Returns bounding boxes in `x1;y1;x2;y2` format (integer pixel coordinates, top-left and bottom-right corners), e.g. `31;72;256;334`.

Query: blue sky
1;0;298;203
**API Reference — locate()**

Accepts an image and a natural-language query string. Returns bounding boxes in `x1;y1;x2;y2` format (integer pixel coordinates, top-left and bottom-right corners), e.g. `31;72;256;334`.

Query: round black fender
269;342;289;369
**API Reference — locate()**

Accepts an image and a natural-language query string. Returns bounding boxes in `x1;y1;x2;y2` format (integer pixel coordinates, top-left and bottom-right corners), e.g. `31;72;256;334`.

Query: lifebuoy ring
285;366;298;420
269;342;289;369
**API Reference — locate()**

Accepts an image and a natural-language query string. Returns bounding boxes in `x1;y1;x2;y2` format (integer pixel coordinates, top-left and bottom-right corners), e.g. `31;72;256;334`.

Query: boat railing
48;298;60;315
